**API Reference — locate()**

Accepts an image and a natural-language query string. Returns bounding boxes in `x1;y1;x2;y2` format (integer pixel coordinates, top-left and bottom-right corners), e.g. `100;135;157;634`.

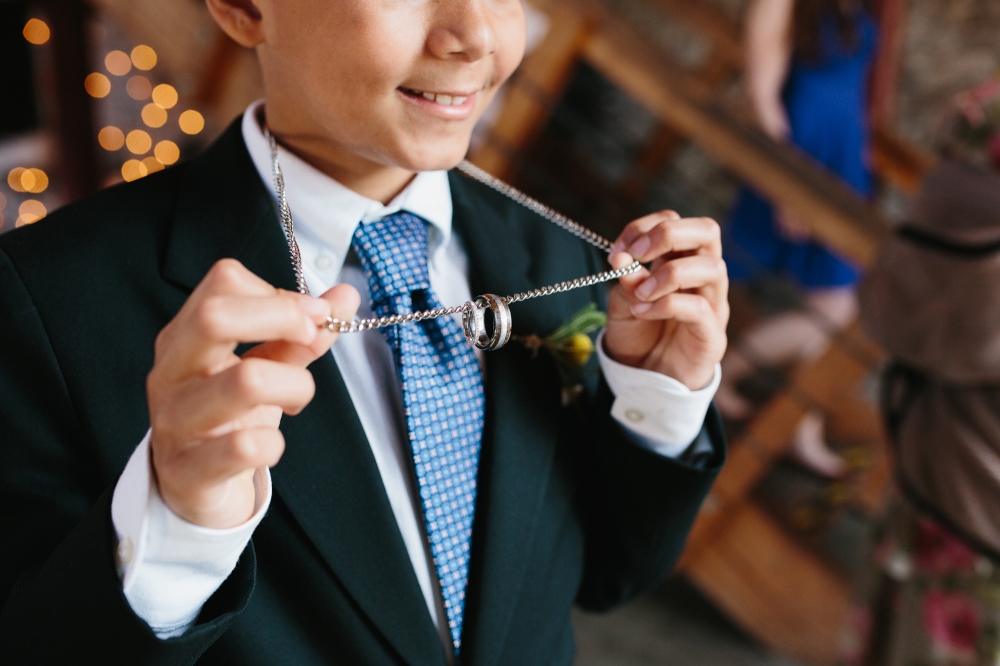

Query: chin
393;132;474;173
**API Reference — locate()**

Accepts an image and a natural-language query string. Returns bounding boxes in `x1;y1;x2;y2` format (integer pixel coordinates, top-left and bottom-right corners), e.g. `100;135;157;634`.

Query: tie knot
352;212;431;304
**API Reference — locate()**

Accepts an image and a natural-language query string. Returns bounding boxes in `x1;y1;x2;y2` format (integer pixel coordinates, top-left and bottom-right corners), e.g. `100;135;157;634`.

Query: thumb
244;283;361;367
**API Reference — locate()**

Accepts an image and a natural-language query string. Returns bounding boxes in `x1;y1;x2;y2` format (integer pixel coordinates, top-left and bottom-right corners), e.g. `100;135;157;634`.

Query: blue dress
725;12;878;289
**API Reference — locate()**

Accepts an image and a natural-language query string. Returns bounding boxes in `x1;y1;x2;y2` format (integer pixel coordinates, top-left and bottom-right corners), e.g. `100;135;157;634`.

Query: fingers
628;293;720;340
630;254;728;310
611;212;722;264
243;283;361;367
158;358;317;441
159;428;285;508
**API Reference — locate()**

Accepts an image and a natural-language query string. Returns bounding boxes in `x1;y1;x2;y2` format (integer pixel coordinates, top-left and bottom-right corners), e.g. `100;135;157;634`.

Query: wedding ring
463;294;512;350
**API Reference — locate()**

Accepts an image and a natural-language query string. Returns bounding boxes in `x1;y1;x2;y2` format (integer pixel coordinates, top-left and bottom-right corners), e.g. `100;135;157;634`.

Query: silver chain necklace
265;128;641;350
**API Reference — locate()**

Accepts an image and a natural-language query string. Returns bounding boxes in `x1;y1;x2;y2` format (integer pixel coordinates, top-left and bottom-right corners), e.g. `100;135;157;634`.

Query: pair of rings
463;294;512;351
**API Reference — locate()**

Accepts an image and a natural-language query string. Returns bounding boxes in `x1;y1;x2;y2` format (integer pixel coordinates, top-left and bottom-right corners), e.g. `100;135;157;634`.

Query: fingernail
634;277;656;300
611;240;625;256
626;235;650;258
631;302;652;315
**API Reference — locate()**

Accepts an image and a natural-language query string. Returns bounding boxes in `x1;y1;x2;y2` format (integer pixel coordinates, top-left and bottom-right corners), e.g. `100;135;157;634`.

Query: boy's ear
205;0;265;48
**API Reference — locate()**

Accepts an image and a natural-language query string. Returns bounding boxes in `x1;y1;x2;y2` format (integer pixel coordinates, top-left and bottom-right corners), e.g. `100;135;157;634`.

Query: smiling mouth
399;86;473;106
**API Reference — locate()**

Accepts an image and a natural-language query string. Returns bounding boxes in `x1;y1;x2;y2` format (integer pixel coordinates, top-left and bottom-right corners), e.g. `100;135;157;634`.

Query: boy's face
255;0;527;172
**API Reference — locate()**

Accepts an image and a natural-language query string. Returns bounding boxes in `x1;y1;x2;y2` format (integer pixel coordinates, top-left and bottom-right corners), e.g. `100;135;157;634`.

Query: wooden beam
683;502;852;665
578;7;890;267
644;0;743;69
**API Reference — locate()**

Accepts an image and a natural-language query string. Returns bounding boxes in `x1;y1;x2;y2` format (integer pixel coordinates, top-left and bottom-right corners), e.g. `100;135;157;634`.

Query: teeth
413;90;469;106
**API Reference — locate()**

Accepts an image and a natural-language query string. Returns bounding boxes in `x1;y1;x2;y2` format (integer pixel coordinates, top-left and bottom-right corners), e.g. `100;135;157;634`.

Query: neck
261;112;416;205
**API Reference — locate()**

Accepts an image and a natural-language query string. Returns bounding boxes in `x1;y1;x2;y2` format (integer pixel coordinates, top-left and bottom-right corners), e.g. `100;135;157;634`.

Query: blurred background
2;0;999;664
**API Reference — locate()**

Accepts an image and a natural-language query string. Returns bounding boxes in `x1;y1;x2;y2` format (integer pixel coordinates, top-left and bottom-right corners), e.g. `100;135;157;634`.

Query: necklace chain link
264;128;641;336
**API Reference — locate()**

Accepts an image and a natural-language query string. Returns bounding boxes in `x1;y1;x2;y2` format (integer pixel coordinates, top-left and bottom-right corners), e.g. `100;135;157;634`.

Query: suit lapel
449;173;563;666
164;124;445;666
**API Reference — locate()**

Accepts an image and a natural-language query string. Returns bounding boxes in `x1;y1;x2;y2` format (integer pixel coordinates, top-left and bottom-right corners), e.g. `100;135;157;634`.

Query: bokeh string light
141;103;167;128
8;168;27;192
125;130;152;155
88;43;191;182
98;126;125;151
151;84;178;109
142;157;165;175
17;200;47;227
84;72;111;98
154;140;180;165
178;110;205;135
126;75;152;101
22;18;50;45
131;45;157;71
105;50;132;76
121;159;147;182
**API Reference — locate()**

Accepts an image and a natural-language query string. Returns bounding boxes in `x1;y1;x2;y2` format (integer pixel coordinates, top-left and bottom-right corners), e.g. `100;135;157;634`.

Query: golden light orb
151;83;178;110
131;45;157;71
18;200;47;225
7;168;27;193
125;130;152;155
84;72;111;98
141;103;168;128
98;126;125;151
104;50;132;76
22;18;50;45
22;168;48;194
126;75;152;101
178;110;205;135
154;140;180;166
121;159;148;182
142;157;165;175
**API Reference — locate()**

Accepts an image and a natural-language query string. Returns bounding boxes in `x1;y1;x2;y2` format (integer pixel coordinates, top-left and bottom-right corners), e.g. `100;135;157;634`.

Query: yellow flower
557;333;595;368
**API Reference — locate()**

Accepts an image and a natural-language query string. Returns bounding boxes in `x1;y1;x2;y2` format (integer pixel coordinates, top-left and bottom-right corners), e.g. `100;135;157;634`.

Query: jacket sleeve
573;379;726;611
572;245;726;611
0;247;254;664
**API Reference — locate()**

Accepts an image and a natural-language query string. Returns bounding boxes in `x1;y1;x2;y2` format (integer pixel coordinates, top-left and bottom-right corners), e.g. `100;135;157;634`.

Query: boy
0;0;729;663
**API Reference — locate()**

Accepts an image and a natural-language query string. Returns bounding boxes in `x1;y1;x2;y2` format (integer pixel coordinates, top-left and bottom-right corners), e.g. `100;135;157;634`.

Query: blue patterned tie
351;211;485;655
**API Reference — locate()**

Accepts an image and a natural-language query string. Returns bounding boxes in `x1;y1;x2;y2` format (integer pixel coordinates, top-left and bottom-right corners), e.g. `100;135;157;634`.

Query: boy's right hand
146;259;360;529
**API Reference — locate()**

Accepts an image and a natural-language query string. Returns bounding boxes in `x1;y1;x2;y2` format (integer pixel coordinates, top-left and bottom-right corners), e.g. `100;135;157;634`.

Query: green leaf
546;303;607;345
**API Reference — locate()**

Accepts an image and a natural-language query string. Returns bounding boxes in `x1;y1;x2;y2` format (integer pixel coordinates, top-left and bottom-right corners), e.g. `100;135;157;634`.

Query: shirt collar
241;100;454;275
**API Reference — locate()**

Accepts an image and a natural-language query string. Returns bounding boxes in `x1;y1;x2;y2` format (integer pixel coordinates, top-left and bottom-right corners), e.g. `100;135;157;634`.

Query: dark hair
793;0;875;62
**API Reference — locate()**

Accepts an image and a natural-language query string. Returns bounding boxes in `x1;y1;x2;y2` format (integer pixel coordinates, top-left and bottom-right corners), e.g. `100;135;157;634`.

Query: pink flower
923;589;981;655
914;518;978;575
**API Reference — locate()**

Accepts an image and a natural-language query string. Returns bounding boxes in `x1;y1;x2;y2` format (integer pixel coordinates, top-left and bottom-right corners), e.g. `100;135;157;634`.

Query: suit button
624;408;645;423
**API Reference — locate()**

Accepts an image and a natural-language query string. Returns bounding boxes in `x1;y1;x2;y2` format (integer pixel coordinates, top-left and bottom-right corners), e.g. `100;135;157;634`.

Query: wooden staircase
465;0;932;663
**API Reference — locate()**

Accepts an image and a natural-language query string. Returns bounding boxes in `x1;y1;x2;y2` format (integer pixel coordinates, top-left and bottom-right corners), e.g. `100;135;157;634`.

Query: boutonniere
514;303;607;406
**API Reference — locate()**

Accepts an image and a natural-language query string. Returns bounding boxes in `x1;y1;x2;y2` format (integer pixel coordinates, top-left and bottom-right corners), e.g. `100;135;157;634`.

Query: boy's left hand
604;211;729;390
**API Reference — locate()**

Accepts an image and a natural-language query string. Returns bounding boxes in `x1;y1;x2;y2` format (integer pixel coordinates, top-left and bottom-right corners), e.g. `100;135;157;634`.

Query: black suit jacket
0;122;724;665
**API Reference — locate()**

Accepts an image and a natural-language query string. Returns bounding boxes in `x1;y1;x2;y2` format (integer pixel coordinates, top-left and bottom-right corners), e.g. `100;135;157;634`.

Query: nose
426;0;498;62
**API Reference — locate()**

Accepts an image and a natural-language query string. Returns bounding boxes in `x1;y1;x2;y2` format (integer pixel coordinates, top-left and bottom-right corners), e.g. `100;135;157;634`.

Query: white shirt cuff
596;329;721;458
111;431;272;638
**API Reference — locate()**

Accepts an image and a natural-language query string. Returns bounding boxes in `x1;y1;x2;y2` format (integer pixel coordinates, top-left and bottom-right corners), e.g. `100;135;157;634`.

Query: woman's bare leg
718;288;858;475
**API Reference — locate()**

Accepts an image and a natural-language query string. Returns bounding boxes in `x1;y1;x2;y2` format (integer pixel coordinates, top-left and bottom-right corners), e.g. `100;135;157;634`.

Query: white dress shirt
111;101;720;648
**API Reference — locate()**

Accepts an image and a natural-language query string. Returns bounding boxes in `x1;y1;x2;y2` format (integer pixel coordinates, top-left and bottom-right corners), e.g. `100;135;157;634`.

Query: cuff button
624;408;645;423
